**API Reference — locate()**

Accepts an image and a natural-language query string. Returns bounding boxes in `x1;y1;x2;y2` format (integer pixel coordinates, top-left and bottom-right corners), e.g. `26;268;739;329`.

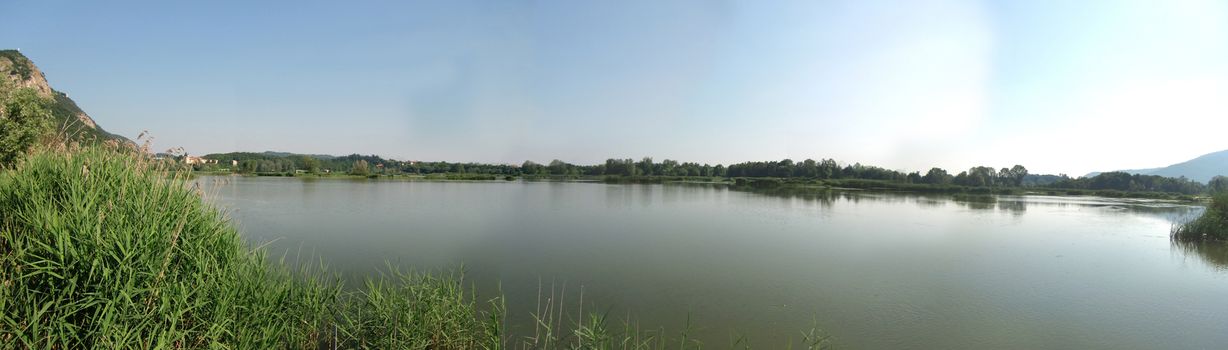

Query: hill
1087;150;1228;183
0;49;131;145
201;151;339;161
1145;150;1228;183
251;151;336;160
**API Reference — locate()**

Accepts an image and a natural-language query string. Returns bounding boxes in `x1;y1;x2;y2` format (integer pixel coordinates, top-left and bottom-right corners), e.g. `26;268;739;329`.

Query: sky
2;0;1226;176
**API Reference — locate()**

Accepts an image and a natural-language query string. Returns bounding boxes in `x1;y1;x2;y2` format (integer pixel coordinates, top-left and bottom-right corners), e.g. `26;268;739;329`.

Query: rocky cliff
0;49;131;144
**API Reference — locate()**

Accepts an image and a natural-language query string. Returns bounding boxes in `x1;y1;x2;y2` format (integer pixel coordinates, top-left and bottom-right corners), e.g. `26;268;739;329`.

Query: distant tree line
724;160;1029;187
586;158;724;177
1048;172;1209;195
196;152;1226;195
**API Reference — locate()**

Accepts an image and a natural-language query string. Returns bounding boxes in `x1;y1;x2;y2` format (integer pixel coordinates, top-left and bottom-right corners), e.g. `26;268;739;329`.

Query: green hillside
0;49;131;146
1089;149;1228;184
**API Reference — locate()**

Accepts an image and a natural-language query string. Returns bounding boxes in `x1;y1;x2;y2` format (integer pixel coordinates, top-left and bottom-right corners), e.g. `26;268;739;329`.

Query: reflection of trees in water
913;197;947;209
996;199;1028;215
723;184;1205;222
951;194;998;211
721;184;846;209
1173;240;1228;271
1096;203;1203;225
948;195;1028;214
756;186;843;206
666;182;848;208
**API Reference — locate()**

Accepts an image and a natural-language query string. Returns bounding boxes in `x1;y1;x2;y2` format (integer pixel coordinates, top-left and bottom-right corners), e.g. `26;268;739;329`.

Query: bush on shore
1172;193;1228;241
0;145;348;348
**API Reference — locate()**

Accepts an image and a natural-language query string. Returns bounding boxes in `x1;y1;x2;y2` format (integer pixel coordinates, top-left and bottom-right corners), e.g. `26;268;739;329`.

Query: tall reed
0;144;341;348
1172;193;1228;241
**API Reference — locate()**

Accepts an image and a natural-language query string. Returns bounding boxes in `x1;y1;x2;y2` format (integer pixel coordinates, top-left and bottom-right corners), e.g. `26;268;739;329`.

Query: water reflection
951;194;998;211
996;199;1028;215
723;184;1206;222
197;177;1228;349
913;196;948;209
723;185;843;207
1173;240;1228;271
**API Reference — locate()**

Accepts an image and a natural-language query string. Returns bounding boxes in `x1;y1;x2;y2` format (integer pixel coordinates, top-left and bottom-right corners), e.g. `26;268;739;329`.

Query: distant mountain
1022;174;1068;187
255;151;336;160
0;49;132;145
1087;150;1228;183
202;151;337;160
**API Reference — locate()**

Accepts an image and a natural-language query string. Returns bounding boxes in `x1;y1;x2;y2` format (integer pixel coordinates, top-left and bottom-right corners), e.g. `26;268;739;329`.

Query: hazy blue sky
3;0;1226;175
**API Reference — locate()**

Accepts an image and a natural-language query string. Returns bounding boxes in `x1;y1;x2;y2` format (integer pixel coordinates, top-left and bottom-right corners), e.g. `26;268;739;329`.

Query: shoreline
192;172;1206;204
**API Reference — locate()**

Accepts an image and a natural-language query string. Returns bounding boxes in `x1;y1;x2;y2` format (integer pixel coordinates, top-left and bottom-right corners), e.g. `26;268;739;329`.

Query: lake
197;176;1226;349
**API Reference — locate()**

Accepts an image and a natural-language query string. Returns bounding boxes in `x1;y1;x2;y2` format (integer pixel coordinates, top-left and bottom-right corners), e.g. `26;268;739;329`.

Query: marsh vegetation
1172;193;1228;241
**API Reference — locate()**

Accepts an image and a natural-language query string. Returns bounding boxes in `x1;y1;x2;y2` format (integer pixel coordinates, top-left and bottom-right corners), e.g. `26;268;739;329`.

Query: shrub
1172;193;1228;241
0;145;345;348
0;88;53;166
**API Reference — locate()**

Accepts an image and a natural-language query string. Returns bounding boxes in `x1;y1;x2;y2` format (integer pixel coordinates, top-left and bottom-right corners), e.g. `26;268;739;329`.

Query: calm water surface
197;176;1227;349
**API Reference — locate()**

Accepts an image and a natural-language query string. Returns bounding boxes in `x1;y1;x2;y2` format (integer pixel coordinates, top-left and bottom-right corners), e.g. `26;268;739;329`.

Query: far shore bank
191;171;1206;203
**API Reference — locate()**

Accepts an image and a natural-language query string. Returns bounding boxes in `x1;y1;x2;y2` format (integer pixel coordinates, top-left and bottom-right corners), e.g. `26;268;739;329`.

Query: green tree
660;159;679;176
351;160;370;176
0;88;53;166
1210;176;1228;195
800;159;818;178
963;166;996;187
547;159;569;175
777;159;794;178
521;160;544;175
818;159;838;179
907;171;923;183
238;160;257;173
954;171;970;186
295;155;321;173
1010;165;1029;187
923;167;952;185
636;157;654;176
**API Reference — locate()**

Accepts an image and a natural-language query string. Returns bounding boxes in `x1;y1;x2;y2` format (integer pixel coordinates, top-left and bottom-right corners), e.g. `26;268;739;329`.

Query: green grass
0;145;832;349
0;145;340;348
1172;193;1228;241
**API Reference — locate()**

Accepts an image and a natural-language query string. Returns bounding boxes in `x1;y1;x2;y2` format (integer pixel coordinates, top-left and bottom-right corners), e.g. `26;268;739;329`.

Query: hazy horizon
3;0;1226;175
